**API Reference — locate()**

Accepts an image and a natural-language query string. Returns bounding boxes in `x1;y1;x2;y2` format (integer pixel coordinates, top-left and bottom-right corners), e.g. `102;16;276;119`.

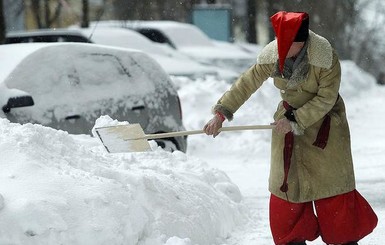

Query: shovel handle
142;125;275;140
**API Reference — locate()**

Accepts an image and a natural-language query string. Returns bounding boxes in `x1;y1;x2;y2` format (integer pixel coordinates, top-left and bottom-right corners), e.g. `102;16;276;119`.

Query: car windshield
160;25;214;48
81;28;167;56
6;49;155;96
4;44;172;123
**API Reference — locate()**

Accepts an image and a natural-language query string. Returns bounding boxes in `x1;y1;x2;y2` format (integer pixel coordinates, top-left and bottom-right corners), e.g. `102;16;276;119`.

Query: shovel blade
95;124;151;153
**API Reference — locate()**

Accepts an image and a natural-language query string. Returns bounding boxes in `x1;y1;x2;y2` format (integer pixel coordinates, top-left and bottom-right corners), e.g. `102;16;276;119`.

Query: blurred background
0;0;384;79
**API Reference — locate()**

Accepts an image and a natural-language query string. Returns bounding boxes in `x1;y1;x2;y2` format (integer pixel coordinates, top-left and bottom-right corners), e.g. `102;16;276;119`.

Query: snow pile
0;117;246;245
0;58;382;245
339;60;376;97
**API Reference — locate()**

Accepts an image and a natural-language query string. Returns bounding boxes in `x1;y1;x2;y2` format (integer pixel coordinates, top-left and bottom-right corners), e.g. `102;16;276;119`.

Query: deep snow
0;60;384;245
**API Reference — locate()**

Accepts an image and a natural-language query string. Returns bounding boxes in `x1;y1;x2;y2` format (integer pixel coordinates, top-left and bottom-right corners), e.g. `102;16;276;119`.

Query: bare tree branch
81;0;89;28
47;0;62;27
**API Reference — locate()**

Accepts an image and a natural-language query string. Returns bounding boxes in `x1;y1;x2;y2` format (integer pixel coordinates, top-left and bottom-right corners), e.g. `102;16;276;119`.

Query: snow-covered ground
0;60;384;245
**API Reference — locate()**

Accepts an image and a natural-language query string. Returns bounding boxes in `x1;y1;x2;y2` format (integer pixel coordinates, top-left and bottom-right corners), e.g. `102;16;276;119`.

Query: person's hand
272;118;292;135
203;114;224;138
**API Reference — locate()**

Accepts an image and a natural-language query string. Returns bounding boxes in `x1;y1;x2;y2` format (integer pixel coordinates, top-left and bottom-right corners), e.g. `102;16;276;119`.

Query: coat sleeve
294;50;341;129
213;63;273;121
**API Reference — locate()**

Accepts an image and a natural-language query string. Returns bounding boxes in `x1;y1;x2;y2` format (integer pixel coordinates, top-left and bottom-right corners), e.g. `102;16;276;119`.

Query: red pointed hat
270;11;309;73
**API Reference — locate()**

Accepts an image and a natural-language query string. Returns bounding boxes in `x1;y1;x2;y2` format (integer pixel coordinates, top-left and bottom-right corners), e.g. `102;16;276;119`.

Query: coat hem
269;185;356;203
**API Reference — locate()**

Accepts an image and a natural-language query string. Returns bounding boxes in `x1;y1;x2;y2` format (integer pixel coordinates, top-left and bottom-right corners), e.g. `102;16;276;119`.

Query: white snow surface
0;60;384;245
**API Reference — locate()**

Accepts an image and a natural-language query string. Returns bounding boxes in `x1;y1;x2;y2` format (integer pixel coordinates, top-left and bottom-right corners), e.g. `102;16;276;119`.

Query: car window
158;26;214;48
137;29;173;46
5;34;90;44
5;36;34;44
58;35;91;43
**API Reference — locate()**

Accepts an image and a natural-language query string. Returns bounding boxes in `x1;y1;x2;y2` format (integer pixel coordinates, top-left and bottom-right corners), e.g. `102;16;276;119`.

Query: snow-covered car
75;27;239;81
233;42;263;55
4;28;238;82
5;28;92;43
0;43;187;152
213;40;263;58
89;20;256;74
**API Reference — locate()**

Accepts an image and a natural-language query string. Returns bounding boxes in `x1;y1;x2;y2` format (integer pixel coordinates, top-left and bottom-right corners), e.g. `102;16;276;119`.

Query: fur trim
212;104;233;121
307;31;333;69
257;40;277;65
257;31;333;69
270;42;309;89
290;121;305;135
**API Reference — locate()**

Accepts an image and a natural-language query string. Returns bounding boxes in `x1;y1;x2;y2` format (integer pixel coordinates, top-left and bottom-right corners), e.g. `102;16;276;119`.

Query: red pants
269;190;377;245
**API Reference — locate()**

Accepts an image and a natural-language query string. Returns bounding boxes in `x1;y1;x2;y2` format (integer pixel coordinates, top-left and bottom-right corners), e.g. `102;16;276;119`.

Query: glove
203;112;225;138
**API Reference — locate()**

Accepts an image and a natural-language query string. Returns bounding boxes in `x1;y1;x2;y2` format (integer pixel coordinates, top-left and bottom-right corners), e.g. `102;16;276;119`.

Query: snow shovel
95;123;275;153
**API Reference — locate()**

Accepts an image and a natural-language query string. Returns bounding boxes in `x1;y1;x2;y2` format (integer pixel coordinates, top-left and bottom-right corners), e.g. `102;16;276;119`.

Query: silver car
0;43;187;152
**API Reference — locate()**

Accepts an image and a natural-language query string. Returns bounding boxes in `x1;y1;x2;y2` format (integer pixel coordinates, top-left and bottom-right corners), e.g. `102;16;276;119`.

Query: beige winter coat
214;31;355;203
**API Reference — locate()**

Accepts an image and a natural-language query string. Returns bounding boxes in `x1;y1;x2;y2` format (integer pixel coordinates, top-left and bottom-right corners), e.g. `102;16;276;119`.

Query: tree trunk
0;0;5;44
31;0;42;28
81;0;89;28
246;0;257;43
44;0;50;28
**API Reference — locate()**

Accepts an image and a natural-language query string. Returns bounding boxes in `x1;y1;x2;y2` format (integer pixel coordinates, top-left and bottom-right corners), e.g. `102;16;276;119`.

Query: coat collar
271;41;309;89
257;31;333;69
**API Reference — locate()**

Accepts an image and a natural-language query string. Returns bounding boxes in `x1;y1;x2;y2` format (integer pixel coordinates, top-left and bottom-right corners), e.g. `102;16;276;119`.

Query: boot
288;242;306;245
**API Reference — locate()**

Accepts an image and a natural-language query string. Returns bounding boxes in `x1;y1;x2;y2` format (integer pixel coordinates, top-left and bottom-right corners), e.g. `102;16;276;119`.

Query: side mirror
2;95;34;113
